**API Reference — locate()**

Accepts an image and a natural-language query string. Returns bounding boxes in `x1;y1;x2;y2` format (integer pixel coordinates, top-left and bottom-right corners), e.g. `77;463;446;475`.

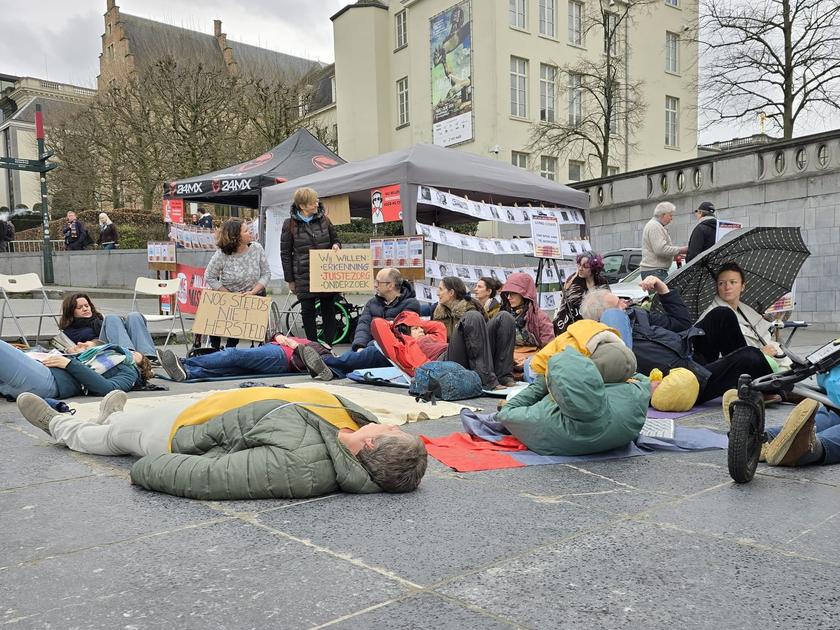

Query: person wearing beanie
686;201;718;262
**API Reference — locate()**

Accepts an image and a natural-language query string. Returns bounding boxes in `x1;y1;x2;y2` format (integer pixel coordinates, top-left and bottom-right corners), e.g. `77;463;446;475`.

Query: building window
540;64;557;122
297;93;308;117
665;0;679;6
604;12;618;55
568;73;582;126
607;166;619;176
665;31;679;73
107;43;114;61
541;156;558;180
608;84;620;134
397;77;409;126
568;160;583;181
330;75;336;103
568;1;584;46
510;56;528;118
665;95;679;147
509;0;526;29
512;151;529;168
395;10;407;48
107;22;112;35
539;0;556;38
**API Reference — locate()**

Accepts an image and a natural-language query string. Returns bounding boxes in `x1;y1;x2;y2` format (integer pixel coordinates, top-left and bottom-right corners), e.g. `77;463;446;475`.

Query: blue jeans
323;341;390;378
101;313;157;357
102;243;116;250
0;340;59;399
601;308;634;349
183;344;290;379
766;406;840;465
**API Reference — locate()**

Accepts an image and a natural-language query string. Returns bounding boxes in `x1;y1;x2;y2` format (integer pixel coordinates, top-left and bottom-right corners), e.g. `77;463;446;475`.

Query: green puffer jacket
130;397;382;500
497;347;650;456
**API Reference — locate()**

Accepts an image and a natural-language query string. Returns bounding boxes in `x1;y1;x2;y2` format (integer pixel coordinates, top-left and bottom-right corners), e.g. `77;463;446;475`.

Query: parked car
609;262;679;303
601;248;644;284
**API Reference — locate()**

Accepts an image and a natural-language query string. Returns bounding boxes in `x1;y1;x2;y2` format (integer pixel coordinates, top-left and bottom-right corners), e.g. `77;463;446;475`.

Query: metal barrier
9;240;67;253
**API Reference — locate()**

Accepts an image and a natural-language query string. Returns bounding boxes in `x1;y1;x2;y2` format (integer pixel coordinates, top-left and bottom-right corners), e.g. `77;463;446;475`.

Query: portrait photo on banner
430;0;473;147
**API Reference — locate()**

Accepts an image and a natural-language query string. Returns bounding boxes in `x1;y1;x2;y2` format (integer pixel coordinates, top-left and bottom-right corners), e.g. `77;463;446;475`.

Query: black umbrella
653;226;810;321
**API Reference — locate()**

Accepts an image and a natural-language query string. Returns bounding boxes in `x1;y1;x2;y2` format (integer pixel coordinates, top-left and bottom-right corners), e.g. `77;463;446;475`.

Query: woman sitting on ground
0;338;152;400
473;276;503;318
553;253;610;335
432;276;516;388
204;217;271;350
698;261;791;369
59;293;158;361
499;273;555;378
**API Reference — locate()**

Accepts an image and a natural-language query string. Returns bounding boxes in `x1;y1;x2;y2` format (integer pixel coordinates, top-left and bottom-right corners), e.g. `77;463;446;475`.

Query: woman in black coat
280;187;341;344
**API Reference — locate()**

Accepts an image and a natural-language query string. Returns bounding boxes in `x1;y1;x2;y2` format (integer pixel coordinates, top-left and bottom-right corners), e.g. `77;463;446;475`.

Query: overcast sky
1;0;836;143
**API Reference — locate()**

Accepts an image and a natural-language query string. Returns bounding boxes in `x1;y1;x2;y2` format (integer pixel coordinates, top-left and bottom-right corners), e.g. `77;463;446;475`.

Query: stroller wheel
728;402;763;483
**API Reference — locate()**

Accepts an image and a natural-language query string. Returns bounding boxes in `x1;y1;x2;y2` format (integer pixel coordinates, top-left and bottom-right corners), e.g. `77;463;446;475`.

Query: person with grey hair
639;202;687;280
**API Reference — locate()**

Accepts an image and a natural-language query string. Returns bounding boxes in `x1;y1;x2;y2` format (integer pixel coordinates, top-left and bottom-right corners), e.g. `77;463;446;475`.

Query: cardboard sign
530;215;562;258
163;199;184;224
322;195;351;226
192;290;271;341
371;184;402;224
309;249;373;293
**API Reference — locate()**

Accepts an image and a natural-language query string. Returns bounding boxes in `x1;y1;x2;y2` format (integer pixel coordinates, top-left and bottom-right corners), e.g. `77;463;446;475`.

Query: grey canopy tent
261;142;588;233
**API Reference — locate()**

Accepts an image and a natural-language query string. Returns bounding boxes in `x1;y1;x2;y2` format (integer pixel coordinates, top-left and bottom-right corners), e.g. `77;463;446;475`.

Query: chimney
107;0;116;10
214;19;223;37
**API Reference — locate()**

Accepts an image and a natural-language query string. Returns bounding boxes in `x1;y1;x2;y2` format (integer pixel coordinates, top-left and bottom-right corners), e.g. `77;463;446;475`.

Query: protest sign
162;199;184;224
530;215;562;258
371;184;402;224
715;220;742;242
309;249;374;293
192;290;271;341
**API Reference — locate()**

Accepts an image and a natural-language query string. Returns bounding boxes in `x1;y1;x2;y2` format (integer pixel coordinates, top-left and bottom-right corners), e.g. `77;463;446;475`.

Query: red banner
173;263;206;315
371;184;402;224
163;199;185;224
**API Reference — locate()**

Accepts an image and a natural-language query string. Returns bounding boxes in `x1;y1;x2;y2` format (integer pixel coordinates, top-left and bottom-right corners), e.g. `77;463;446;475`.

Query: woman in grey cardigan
203;218;271;349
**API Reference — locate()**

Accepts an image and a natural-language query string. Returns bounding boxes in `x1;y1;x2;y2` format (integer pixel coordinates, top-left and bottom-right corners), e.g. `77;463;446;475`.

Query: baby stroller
727;335;840;483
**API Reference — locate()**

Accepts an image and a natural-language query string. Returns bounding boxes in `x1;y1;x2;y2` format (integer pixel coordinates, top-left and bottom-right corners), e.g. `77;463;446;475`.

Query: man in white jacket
640;202;687;280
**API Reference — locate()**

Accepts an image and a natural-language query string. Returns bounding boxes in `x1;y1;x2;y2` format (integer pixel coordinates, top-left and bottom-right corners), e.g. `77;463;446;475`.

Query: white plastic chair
0;273;60;347
131;277;189;352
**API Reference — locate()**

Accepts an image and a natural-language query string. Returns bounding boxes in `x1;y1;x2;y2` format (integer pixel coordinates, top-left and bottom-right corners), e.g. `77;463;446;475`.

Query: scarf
433;299;478;338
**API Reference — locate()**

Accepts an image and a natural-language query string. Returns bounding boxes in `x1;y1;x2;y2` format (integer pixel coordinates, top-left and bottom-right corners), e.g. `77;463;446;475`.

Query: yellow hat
650;368;700;412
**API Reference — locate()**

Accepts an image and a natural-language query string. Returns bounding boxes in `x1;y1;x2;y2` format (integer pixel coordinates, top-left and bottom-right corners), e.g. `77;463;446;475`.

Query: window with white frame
541;156;558;180
510;56;528;117
509;0;526;28
604;12;619;55
665;31;679;73
568;160;584;181
397;77;409;126
568;1;584;45
608;82;620;134
512;151;529;168
395;10;407;48
568;72;582;125
539;0;556;37
665;0;679;6
607;165;619;176
330;75;336;103
665;95;679;147
540;63;557;122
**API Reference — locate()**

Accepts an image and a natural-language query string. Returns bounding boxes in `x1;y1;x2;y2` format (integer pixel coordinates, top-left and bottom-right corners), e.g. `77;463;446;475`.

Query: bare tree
530;0;654;178
701;0;840;139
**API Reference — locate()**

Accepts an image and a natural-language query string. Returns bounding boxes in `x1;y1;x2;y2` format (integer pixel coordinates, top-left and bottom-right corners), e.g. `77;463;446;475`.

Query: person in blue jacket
0;339;150;400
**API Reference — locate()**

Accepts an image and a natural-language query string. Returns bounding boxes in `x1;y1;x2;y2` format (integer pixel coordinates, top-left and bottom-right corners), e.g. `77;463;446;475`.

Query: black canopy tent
162;128;344;208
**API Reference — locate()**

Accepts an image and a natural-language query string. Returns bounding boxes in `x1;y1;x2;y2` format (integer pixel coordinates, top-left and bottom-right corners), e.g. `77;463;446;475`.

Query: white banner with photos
417;222;591;257
423;259;575;284
417;185;586;225
414;279;563;311
169;223;216;250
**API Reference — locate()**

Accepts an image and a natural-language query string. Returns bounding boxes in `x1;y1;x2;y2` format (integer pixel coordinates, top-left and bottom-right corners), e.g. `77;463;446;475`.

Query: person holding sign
281;188;341;344
204;218;271;350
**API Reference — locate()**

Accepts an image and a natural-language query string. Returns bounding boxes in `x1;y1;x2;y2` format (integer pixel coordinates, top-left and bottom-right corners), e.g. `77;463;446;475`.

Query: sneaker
298;344;333;381
17;393;58;436
159;349;187;382
498;377;517;388
98;390;127;423
722;389;770;462
765;399;822;466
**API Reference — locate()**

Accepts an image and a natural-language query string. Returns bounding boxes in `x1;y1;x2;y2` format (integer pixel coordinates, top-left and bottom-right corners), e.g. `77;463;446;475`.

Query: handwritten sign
530;215;562;258
309;249;373;293
192;290;271;341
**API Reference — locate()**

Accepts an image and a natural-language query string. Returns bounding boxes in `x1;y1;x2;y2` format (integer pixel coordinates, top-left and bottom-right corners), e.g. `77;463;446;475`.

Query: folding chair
0;273;60;347
131;277;190;353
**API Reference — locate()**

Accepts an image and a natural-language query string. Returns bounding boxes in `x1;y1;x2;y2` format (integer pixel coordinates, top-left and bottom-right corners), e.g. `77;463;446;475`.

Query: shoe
298;344;333;381
159;349;187;382
765;399;824;466
17;393;58;436
498;377;517;388
722;389;769;462
98;390;127;423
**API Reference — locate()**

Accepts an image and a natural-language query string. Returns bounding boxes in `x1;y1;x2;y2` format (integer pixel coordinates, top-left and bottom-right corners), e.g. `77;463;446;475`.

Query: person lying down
17;387;428;500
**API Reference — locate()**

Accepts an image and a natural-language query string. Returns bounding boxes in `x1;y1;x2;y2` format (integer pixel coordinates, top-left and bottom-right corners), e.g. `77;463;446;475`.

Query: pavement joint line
753;468;840;488
0;473;98;494
628;517;840;568
558;462;682;497
201;493;341;518
306;598;405;629
425;590;533;629
784;510;839;545
235;513;426;591
0;516;234;573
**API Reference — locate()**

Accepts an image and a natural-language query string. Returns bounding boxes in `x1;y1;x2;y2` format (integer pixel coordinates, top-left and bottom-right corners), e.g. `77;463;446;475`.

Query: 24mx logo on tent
211;179;253;193
175;182;204;195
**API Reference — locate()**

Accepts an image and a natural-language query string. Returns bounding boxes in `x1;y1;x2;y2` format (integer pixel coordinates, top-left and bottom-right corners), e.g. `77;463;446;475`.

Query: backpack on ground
408;361;483;403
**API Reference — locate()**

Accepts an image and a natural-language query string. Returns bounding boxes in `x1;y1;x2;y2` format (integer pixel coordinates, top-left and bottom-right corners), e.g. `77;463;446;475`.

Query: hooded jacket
280;202;340;299
499;273;555;348
686;216;717;262
529;319;616;376
352;280;421;349
498;347;650;456
371;311;448;376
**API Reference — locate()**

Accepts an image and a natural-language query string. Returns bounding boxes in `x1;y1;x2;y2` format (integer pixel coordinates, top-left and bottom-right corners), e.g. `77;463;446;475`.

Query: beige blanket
70;385;475;426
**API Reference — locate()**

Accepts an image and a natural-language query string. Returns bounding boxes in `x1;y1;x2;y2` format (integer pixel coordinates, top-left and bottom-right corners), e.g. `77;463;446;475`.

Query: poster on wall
371;184;402;224
430;0;473;147
162;199;184;224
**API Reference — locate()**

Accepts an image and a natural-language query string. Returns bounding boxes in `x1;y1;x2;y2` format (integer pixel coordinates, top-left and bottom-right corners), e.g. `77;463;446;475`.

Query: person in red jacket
370;311;448;376
499;272;555;378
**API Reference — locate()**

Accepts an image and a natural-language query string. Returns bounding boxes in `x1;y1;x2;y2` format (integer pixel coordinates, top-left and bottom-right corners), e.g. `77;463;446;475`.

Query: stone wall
573;130;840;329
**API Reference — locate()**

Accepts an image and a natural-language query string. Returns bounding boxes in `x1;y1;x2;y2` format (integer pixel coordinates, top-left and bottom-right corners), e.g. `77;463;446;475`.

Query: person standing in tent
281;188;341;344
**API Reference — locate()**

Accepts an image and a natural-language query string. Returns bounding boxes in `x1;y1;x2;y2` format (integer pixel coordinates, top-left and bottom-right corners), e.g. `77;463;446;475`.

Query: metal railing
9;240;66;253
